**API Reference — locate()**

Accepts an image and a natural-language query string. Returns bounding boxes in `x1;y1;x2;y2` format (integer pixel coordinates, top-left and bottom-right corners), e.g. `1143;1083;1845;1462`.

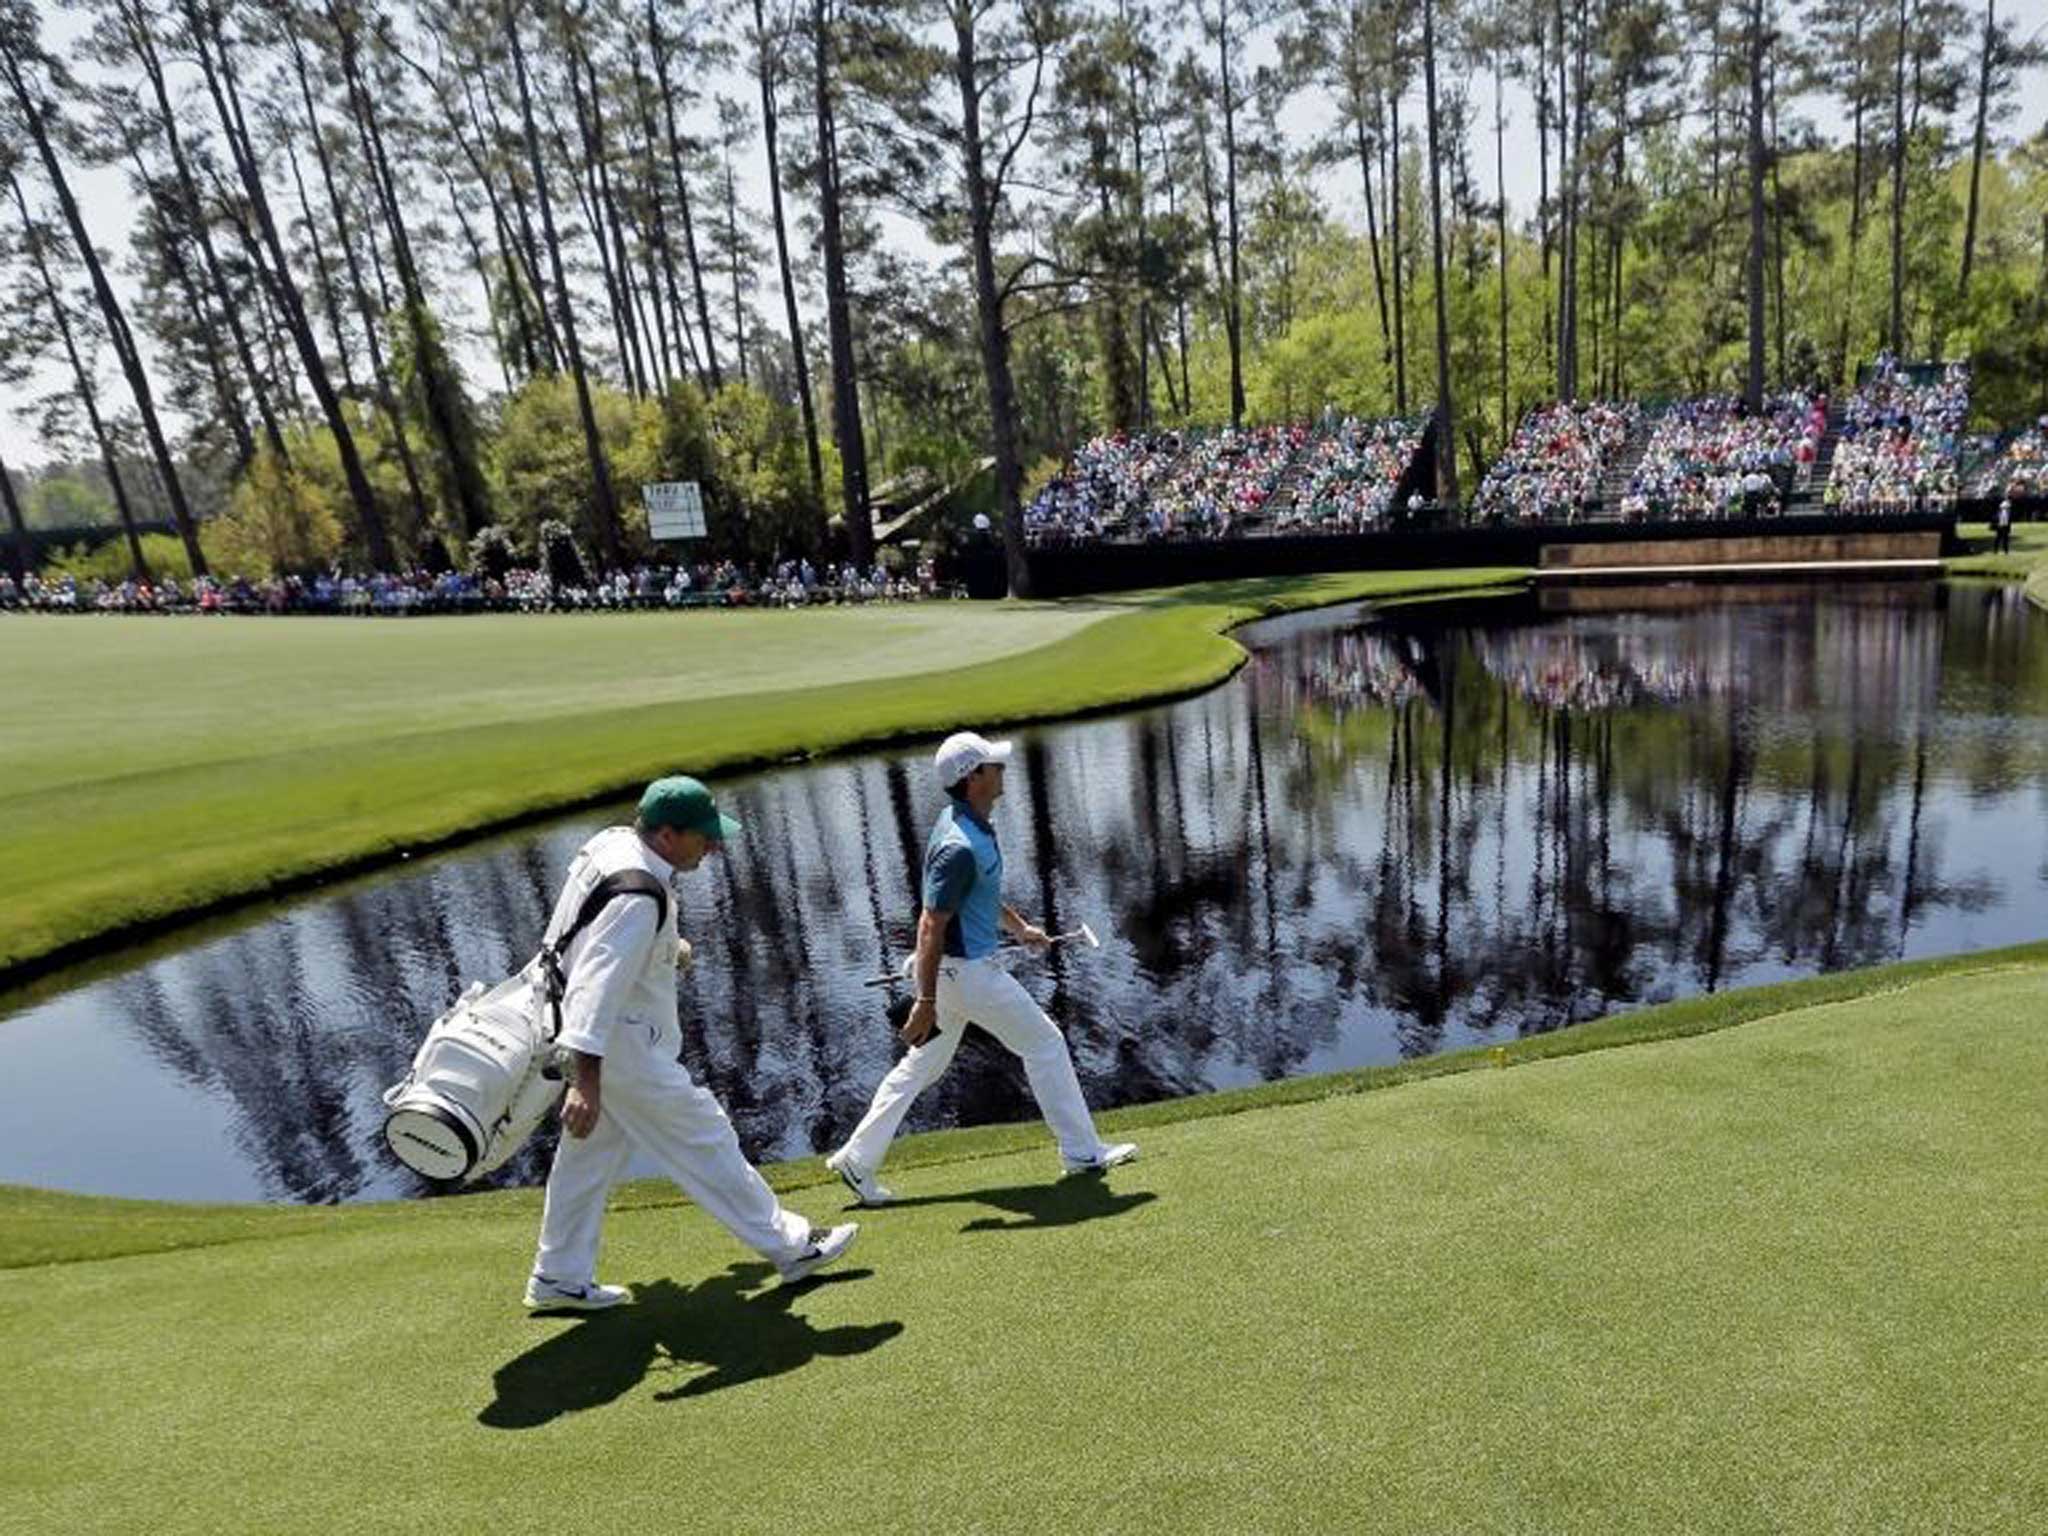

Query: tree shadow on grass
479;1264;902;1428
864;1175;1158;1233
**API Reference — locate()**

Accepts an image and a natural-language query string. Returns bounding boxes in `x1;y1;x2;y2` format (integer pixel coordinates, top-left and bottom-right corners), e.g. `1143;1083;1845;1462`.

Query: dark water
4;582;2044;1204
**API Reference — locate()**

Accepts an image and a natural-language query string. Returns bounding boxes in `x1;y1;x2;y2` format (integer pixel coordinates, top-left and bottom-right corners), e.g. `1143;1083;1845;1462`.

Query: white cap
934;730;1012;788
972;513;992;530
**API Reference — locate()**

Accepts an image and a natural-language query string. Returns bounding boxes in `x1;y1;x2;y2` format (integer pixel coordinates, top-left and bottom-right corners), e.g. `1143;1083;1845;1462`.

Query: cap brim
985;740;1014;765
710;812;742;842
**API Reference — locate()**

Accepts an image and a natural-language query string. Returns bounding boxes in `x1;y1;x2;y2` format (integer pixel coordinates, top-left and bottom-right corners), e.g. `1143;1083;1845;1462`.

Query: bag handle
534;870;670;1042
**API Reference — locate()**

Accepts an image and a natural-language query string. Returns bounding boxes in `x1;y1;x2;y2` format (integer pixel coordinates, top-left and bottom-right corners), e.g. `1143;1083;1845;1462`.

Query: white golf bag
381;870;668;1184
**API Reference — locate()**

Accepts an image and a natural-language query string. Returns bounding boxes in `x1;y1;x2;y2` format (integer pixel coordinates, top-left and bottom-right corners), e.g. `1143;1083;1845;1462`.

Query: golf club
859;922;1102;986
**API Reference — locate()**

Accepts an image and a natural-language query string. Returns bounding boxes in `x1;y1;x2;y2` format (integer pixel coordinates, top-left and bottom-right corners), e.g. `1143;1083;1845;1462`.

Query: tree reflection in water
12;584;2045;1204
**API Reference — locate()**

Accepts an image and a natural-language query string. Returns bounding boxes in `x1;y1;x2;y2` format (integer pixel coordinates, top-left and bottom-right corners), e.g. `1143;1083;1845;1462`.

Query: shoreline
0;568;1521;993
6;932;2042;1251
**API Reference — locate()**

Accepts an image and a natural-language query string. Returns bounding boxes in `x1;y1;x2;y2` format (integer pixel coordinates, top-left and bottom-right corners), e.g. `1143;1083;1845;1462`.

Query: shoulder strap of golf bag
534;870;670;1043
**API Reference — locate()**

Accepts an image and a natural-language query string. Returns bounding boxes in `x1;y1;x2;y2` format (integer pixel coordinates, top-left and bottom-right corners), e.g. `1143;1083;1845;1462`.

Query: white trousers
838;956;1107;1172
533;1019;812;1285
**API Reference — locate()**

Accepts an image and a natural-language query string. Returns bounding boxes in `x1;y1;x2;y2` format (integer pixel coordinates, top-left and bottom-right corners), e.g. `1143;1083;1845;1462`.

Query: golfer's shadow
479;1265;901;1428
878;1175;1158;1232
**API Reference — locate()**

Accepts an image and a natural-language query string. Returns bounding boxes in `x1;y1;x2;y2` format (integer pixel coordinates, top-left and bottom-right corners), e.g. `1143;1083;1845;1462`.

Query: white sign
643;481;706;540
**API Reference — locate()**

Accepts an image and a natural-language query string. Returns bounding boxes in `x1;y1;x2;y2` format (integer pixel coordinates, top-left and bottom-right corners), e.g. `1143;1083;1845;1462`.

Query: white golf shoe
1062;1141;1139;1176
825;1147;895;1207
777;1222;859;1286
524;1275;631;1312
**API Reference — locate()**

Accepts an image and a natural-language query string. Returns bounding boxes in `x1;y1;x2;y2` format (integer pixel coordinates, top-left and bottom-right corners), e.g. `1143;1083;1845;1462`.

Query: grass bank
1947;518;2048;581
0;569;1520;982
5;942;2044;1534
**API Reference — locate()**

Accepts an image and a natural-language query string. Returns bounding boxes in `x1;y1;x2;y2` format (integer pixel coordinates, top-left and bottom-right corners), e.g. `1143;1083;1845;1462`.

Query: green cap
638;775;741;842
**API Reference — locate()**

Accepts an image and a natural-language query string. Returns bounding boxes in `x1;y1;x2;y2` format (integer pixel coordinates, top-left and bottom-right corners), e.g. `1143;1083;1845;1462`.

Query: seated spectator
1472;401;1640;524
1827;359;1970;515
1620;393;1814;521
1272;417;1425;534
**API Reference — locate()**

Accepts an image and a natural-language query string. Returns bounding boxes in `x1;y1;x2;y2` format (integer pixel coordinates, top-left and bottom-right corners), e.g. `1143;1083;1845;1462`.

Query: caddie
826;731;1136;1204
525;775;857;1309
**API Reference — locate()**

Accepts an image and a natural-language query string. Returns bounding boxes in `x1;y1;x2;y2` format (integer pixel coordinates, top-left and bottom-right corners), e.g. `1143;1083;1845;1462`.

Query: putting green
4;951;2044;1534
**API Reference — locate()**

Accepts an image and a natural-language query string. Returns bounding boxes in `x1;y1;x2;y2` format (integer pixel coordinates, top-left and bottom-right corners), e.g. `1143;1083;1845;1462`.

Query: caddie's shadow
876;1175;1158;1233
479;1264;901;1429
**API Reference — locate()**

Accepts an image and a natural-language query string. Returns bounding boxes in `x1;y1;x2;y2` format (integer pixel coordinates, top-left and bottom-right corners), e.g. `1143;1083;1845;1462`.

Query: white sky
3;5;2045;474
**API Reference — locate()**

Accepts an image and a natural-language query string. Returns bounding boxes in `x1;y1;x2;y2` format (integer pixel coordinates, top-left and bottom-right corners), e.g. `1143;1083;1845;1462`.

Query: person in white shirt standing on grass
525;775;858;1311
826;731;1137;1206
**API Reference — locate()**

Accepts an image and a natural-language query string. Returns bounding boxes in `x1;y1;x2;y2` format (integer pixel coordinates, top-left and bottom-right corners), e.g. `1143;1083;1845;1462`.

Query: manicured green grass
0;570;1519;977
5;945;2044;1534
1948;518;2048;581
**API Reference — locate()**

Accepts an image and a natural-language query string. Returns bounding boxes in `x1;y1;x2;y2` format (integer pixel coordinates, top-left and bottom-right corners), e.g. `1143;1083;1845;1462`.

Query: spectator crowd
1023;424;1317;544
0;557;950;617
1471;402;1640;524
1022;430;1189;545
1618;393;1826;520
1823;355;1969;514
1965;417;2047;502
1273;417;1425;534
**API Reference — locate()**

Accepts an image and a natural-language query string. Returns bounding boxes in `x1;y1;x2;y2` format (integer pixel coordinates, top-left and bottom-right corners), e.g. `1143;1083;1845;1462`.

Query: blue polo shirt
923;796;1002;959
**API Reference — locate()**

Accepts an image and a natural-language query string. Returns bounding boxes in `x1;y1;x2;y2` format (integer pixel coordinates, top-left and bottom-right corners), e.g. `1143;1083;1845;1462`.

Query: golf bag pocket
382;972;561;1184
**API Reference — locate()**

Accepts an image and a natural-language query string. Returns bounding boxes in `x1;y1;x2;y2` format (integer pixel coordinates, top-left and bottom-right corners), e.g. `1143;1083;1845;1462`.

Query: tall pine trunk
558;75;641;396
475;83;561;369
1838;11;1867;387
1536;16;1553;385
650;0;723;389
7;171;150;579
287;25;432;549
1888;0;1909;352
183;5;391;568
1422;0;1458;505
625;38;697;384
1390;84;1408;413
1494;48;1510;450
1354;104;1392;388
1122;16;1154;428
508;0;622;568
722;136;748;385
952;3;1028;595
0;447;29;581
1216;2;1245;428
123;0;284;464
1770;54;1787;381
127;146;257;469
812;0;872;562
1957;0;1994;299
752;0;825;511
0;45;207;575
334;9;492;537
1746;0;1767;410
282;130;356;399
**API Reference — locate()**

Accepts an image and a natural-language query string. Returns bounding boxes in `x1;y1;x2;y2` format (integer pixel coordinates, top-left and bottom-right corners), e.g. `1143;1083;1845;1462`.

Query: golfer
525;775;857;1310
826;731;1136;1205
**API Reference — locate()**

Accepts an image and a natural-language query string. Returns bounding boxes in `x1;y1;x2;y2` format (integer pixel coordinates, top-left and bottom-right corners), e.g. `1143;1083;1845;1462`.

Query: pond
4;581;2042;1204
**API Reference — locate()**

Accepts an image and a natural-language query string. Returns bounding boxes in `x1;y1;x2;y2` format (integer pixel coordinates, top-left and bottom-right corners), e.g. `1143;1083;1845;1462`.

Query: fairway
0;604;1113;799
5;957;2043;1535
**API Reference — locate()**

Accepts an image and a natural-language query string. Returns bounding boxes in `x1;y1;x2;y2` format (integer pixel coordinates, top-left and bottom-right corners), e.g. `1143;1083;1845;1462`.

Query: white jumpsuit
531;827;813;1285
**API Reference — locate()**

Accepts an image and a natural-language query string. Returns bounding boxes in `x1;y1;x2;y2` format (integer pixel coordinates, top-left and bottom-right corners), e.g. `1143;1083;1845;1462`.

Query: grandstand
1025;356;2010;551
1823;358;1971;514
1023;414;1437;547
1016;357;2008;596
1964;419;2047;504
